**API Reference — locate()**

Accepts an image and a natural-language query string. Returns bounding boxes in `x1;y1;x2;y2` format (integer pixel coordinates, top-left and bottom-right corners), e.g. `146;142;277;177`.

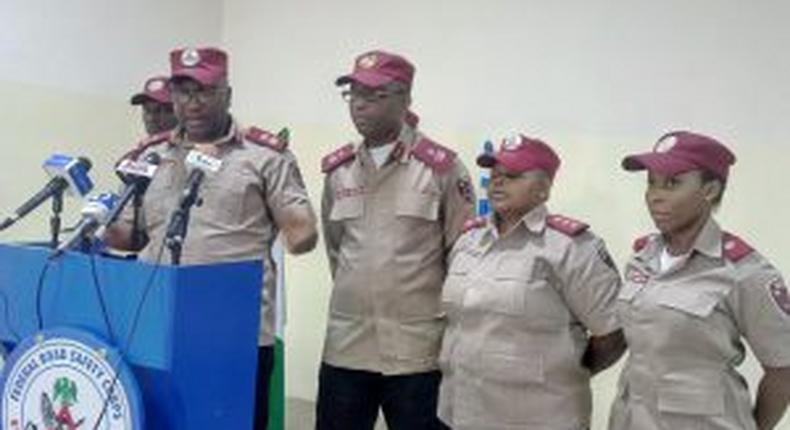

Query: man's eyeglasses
172;86;226;104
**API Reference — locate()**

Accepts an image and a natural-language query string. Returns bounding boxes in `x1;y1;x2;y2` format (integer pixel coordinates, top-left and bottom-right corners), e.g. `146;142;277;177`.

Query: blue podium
0;243;262;429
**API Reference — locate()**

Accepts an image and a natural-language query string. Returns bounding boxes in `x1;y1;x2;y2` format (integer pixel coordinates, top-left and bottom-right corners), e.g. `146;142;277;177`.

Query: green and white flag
269;240;286;430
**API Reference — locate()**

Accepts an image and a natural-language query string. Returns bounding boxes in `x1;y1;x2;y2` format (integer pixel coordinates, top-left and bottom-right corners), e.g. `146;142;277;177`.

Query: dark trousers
315;362;448;430
254;345;275;430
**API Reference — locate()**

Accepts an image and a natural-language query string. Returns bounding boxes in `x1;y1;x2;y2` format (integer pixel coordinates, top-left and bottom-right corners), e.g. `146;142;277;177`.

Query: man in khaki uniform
610;131;790;430
107;47;318;430
130;75;179;136
318;50;476;430
438;135;626;430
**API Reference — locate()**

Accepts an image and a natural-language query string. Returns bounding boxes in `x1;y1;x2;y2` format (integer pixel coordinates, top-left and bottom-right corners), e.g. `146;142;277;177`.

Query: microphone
52;192;119;257
0;155;93;231
181;150;222;203
116;152;161;186
164;150;222;264
95;153;162;237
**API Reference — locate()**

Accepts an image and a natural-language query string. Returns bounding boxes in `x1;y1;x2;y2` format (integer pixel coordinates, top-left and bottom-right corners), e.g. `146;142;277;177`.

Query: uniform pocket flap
396;193;439;220
329;196;363;221
495;257;529;280
656;287;722;318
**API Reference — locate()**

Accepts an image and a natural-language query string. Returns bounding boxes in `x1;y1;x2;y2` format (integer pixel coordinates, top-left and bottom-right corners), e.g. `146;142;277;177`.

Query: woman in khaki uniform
438;134;626;430
610;131;790;430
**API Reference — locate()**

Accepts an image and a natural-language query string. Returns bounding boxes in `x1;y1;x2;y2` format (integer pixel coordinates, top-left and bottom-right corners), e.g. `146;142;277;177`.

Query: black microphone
96;153;162;237
115;152;161;186
0;155;93;230
181;168;205;207
164;150;222;264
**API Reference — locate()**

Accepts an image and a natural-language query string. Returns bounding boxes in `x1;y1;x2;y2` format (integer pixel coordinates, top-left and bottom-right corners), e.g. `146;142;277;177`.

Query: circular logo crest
146;78;165;93
501;134;524;151
180;48;201;67
654;134;678;153
1;328;143;430
357;54;378;69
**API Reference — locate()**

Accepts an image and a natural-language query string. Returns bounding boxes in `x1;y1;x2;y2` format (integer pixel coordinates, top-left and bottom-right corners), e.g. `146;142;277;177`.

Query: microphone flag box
43;154;93;197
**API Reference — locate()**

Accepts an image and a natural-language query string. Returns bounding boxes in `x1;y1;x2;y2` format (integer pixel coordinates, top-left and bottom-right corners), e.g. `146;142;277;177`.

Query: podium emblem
0;328;143;430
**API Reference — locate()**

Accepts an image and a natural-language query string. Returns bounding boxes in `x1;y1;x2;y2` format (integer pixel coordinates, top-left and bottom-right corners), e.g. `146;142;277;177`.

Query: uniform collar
520;204;549;234
688;217;723;259
171;117;240;149
481;204;549;245
357;121;417;168
637;217;723;264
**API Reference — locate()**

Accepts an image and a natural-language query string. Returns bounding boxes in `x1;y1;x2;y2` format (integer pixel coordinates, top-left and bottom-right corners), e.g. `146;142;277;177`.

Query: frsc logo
1;329;143;430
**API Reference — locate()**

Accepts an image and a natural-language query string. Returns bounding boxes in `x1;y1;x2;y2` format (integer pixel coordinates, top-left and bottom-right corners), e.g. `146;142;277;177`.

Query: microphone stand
131;193;145;250
164;172;204;265
50;189;64;249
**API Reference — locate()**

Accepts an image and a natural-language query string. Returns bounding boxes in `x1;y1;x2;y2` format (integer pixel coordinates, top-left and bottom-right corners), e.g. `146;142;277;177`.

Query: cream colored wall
2;0;788;427
223;0;790;427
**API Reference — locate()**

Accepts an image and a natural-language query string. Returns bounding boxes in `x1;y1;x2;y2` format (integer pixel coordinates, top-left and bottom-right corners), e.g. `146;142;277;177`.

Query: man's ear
535;176;553;202
702;179;722;203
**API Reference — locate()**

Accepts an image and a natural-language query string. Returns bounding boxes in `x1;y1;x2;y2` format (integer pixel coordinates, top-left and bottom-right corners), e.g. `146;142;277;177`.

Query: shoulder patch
411;138;456;173
462;216;487;233
633;235;651;252
722;232;754;263
117;131;170;164
245;126;288;152
322;143;356;173
546;214;589;236
768;277;790;316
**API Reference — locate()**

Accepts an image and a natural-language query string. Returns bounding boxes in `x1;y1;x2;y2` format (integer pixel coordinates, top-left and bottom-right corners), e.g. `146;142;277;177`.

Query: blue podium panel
0;243;262;430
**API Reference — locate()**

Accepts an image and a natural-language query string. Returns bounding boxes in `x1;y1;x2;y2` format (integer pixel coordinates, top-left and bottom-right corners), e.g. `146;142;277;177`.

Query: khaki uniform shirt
609;218;790;430
120;120;312;346
321;123;475;375
438;205;621;430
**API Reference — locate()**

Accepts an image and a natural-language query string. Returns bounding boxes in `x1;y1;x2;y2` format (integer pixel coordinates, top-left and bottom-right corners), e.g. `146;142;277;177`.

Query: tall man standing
108;47;318;430
318;50;476;430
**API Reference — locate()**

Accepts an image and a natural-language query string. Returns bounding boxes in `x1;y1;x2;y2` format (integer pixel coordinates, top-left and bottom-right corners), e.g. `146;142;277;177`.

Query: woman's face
645;170;716;235
488;165;551;219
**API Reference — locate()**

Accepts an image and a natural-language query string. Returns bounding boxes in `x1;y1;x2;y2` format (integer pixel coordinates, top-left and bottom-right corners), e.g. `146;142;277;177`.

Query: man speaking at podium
106;46;318;430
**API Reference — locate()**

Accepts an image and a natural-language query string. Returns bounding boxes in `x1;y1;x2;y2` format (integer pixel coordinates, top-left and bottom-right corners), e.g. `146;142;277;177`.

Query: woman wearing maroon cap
610;131;790;430
437;134;626;430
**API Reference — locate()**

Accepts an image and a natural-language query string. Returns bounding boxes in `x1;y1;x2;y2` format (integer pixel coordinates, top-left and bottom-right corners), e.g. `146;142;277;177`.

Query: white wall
223;0;790;428
1;1;788;428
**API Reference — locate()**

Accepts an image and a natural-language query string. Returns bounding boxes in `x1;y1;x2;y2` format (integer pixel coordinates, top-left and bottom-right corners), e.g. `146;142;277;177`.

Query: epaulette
722;232;754;263
632;235;651;252
546;214;589;236
322;143;356;173
245;126;288;152
117;131;170;163
410;138;456;174
462;216;487;233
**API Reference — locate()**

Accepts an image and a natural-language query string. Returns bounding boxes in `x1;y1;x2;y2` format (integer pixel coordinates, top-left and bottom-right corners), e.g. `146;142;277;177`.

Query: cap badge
358;54;378;69
654;135;678;153
502;134;523;151
181;48;201;67
146;79;165;92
